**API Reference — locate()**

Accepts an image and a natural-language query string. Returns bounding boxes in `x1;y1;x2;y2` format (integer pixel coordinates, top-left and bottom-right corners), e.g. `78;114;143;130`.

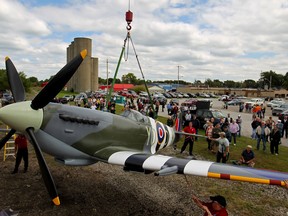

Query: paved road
158;98;288;147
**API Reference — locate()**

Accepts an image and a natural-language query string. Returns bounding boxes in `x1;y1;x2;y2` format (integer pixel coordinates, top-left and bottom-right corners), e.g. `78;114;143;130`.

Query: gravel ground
1;146;288;216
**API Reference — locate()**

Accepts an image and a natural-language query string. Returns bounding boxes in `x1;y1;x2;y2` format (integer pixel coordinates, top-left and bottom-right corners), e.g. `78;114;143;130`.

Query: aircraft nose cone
0;101;43;132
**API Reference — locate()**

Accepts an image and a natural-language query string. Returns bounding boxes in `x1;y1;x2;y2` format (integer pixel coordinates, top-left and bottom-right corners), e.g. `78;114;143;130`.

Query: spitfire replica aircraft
0;49;288;206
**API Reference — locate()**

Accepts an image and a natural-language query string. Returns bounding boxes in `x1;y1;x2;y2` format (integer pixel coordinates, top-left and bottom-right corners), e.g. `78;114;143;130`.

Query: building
66;37;99;93
99;84;134;91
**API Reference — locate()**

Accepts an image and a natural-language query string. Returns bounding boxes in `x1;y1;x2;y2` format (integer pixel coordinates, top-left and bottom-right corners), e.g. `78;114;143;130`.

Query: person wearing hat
234;145;255;167
192;194;228;216
209;132;230;163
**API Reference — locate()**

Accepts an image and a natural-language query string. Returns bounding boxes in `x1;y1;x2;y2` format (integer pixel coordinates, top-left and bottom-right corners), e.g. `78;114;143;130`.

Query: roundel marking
156;122;165;144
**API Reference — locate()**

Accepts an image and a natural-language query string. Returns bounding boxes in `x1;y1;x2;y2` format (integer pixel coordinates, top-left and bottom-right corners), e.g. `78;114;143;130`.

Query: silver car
272;104;288;116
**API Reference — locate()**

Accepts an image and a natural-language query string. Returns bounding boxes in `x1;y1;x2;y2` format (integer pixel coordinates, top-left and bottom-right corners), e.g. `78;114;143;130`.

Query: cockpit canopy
121;109;149;124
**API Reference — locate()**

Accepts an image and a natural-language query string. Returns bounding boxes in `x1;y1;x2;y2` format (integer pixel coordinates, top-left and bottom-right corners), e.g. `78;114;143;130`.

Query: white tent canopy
148;86;164;93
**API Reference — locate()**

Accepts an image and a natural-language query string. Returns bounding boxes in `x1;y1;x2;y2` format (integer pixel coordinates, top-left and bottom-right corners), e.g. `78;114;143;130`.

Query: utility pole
262;75;272;89
177;65;183;92
269;75;272;89
106;59;109;93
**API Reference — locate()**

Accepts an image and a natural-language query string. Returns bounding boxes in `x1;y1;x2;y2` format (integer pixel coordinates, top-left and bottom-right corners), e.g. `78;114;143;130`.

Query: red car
118;91;132;98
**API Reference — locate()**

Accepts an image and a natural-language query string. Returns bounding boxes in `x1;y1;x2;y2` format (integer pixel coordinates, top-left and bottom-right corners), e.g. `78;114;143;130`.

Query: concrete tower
66;37;98;92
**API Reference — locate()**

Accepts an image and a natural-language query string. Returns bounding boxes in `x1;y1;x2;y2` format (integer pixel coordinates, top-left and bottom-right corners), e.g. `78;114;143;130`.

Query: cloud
0;0;288;83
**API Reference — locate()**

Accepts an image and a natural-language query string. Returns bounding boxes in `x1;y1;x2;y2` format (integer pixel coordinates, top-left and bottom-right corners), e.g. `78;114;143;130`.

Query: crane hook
126;10;133;31
126;24;132;31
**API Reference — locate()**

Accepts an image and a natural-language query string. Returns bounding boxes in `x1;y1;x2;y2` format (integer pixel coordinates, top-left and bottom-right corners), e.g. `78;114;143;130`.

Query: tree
204;78;214;87
223;80;236;88
283;72;288;90
28;76;38;84
193;80;202;86
0;69;10;91
122;73;137;84
242;79;257;88
0;69;31;92
260;70;284;89
213;79;224;87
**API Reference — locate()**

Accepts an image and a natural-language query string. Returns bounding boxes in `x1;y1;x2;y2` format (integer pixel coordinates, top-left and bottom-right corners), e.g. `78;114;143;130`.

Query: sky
0;0;288;83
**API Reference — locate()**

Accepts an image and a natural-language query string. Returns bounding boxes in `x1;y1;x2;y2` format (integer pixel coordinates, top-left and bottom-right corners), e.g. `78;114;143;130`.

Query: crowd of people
159;97;288;169
251;114;288;155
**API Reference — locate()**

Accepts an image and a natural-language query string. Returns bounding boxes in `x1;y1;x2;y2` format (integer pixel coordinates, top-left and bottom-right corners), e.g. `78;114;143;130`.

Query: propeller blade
5;57;25;102
26;128;60;205
0;128;16;150
31;49;87;110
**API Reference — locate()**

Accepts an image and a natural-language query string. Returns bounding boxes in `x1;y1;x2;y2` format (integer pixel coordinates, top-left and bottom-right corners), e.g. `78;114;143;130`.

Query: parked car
198;99;213;108
207;93;217;98
227;99;243;106
219;95;231;101
196;109;226;128
1;92;14;106
118;90;132;98
267;99;285;107
169;98;179;105
168;92;177;98
269;100;285;109
180;99;198;110
153;96;167;105
175;93;184;98
199;93;210;98
182;93;190;98
279;110;288;120
162;92;172;98
139;91;148;97
128;90;138;98
62;95;74;101
272;104;288;116
74;93;88;104
58;97;69;104
187;93;197;98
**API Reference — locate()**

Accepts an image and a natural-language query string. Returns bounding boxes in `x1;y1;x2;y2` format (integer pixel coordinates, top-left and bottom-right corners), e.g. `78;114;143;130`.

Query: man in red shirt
180;121;196;156
12;134;28;174
192;194;228;216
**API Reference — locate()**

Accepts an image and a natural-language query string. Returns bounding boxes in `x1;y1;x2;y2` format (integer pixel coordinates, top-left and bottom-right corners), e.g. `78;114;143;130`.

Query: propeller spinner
0;50;87;205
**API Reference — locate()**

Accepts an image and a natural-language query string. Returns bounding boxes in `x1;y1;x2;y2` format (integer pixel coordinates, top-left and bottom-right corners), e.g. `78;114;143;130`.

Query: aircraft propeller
0;50;87;205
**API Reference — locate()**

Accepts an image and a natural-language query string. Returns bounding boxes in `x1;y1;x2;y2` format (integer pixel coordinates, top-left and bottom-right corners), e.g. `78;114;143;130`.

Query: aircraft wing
107;151;288;187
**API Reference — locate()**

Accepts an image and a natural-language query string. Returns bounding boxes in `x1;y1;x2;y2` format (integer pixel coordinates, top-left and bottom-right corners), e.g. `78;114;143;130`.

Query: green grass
57;91;78;98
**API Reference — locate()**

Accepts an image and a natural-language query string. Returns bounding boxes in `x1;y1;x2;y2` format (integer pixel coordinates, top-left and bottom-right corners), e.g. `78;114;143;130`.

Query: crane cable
122;1;155;115
107;1;155;116
127;33;155;115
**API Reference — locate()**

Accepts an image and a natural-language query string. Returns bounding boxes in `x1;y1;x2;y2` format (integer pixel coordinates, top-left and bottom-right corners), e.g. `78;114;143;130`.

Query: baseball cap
210;195;227;207
247;145;252;149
